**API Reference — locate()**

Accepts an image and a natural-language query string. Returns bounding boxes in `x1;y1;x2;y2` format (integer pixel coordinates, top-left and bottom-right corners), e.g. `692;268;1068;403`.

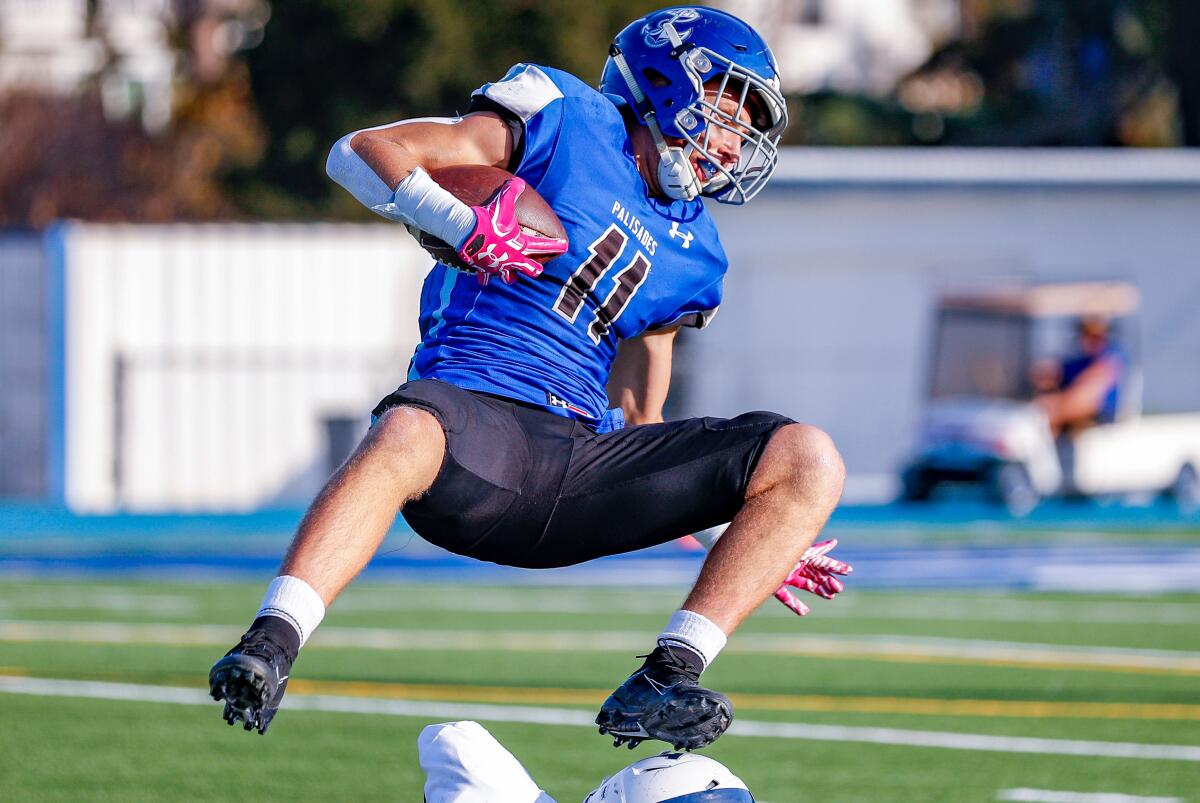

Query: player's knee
363;405;445;475
752;422;845;501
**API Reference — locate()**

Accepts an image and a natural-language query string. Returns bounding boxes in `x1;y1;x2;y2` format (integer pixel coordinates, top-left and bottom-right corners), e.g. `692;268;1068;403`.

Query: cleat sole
210;654;278;734
597;687;733;751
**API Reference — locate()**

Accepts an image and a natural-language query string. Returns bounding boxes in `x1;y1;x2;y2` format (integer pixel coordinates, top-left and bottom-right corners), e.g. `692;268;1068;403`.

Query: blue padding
43;222;70;504
659;791;754;802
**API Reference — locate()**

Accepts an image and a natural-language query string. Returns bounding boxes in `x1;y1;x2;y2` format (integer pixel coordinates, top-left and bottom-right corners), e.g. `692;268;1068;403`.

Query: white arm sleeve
325;118;476;248
418;721;556;803
325;131;395;212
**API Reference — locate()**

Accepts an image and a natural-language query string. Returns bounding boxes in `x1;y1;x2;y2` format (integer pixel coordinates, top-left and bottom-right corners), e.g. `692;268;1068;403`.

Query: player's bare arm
329;111;566;286
348;112;514;187
607;328;677;425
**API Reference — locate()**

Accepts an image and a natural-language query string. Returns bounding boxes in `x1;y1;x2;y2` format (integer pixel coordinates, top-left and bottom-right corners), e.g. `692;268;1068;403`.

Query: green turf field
1;579;1198;802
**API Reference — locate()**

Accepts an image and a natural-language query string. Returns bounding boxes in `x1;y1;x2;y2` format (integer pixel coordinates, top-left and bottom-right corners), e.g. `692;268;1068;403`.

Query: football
416;165;568;271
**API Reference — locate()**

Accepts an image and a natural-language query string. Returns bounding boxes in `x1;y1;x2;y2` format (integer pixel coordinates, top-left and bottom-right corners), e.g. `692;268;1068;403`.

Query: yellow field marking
281;678;1200;722
794;650;1200;677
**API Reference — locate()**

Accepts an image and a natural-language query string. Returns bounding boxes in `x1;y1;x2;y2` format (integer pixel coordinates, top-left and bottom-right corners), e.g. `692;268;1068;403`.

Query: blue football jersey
408;64;728;423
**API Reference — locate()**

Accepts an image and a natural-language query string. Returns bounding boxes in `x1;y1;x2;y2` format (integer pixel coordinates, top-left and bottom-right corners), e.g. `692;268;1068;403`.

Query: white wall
700;149;1200;490
61;223;427;512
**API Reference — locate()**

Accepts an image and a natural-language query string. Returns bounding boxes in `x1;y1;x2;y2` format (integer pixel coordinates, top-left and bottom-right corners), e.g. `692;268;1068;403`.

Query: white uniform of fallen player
418;720;755;802
418;721;557;802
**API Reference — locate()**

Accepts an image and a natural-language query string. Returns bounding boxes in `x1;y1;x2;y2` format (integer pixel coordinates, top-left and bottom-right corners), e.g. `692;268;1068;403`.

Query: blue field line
0;505;307;537
2;500;1198;541
43;222;68;505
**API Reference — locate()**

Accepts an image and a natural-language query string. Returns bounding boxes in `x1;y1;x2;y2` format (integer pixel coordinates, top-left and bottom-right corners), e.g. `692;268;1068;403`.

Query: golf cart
900;282;1200;514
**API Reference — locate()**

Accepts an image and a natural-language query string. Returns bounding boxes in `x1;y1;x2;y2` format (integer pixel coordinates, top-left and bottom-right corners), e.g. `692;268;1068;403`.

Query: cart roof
939;282;1139;317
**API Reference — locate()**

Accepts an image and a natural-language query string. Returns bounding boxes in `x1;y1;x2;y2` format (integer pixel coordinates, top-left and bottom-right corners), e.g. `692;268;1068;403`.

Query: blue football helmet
601;6;787;204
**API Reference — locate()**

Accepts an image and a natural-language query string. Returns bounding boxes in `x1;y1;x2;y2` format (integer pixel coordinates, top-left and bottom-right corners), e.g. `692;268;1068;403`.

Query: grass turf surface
1;579;1199;801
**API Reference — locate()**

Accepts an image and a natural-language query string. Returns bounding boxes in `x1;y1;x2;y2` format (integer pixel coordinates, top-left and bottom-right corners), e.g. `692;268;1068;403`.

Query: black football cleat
596;644;733;751
209;627;295;735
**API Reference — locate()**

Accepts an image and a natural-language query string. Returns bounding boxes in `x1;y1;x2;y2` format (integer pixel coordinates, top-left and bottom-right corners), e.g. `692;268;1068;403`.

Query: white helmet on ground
583;752;754;802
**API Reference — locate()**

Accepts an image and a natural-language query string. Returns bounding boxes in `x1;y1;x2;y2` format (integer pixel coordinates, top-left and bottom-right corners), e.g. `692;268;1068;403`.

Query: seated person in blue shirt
1035;316;1125;436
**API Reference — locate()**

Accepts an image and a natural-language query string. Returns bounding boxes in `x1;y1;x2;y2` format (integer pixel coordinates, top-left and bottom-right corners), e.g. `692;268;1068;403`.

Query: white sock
256;575;326;647
658;609;728;670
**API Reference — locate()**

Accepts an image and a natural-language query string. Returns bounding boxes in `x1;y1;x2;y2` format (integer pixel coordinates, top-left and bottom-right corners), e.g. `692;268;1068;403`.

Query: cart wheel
1170;464;1200;515
900;466;935;502
992;462;1038;517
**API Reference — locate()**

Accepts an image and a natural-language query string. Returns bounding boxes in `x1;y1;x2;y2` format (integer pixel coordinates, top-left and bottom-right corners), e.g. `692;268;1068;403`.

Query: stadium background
2;2;1200;801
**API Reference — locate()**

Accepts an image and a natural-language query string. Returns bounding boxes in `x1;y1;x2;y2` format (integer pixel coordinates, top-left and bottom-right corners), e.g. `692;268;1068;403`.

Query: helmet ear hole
642;67;671;88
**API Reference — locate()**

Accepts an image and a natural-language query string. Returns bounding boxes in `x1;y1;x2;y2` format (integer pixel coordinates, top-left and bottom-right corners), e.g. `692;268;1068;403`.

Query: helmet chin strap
609;33;700;202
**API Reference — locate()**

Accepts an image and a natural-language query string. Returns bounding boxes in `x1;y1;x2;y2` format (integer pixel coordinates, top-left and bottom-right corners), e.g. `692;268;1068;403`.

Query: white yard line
2;676;1200;763
4;620;1200;672
0;588;199;616
732;633;1200;671
827;598;1200;626
996;788;1183;802
4;585;1196;624
336;589;1200;625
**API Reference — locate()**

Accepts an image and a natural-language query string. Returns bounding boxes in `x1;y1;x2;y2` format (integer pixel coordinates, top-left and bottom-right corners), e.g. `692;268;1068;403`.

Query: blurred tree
785;93;913;147
871;0;1197;147
0;78;261;226
0;0;661;224
6;1;1194;224
0;1;265;225
787;0;1198;148
1164;0;1200;145
226;0;662;219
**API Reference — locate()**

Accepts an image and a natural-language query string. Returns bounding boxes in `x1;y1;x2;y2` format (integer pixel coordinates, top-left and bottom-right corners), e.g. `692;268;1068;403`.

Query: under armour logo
642;8;701;48
668;221;693;249
475;243;512;268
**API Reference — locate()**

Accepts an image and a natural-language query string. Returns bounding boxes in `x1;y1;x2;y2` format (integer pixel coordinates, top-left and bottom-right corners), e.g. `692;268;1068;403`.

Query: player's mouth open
694;159;719;184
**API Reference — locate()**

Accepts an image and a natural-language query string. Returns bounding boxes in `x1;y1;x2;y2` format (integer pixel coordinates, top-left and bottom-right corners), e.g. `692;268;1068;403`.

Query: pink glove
774;539;853;616
458;178;568;286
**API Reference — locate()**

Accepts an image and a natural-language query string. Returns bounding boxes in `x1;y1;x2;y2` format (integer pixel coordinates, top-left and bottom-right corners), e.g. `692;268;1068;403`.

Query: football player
210;6;851;751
